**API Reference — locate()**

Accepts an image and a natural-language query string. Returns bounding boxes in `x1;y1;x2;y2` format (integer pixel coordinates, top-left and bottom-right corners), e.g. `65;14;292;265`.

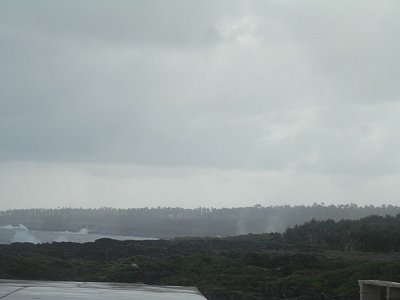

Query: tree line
1;204;399;238
285;213;400;252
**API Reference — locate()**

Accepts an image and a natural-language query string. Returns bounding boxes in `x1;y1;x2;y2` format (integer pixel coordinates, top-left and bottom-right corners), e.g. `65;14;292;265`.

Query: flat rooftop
0;280;207;299
359;280;400;289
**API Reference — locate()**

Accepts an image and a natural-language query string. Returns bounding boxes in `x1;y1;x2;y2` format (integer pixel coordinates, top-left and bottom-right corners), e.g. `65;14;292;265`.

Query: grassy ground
1;235;400;300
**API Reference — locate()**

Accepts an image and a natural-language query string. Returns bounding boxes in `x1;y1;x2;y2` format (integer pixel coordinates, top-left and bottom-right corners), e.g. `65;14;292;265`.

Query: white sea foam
11;230;40;244
0;225;156;244
77;227;89;234
0;224;28;230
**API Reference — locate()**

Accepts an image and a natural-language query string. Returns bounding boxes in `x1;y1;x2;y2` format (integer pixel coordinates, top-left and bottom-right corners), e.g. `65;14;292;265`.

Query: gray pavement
0;280;206;299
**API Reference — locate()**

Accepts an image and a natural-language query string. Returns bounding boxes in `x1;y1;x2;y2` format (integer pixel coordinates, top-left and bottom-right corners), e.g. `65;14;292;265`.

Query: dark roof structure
0;279;206;299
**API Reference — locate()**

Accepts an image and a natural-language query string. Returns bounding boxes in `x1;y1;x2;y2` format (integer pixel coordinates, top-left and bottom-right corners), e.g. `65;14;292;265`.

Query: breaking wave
0;224;28;230
77;227;89;234
0;224;156;244
0;224;40;244
11;230;41;244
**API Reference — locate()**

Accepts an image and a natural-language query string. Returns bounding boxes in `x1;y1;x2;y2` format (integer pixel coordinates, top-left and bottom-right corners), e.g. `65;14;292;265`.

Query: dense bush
2;232;400;300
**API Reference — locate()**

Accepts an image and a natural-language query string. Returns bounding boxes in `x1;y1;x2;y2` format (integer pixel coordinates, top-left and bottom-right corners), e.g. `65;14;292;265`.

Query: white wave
0;224;28;230
77;227;89;234
12;230;40;244
59;228;89;234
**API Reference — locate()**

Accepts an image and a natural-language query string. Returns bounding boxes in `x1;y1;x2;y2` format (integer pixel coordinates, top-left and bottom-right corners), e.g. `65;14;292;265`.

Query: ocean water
0;225;157;244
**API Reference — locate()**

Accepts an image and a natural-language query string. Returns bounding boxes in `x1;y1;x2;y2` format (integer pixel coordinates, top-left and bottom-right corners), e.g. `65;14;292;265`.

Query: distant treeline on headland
0;204;399;238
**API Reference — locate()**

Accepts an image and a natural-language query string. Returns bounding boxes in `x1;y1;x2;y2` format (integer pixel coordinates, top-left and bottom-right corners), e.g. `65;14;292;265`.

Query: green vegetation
285;214;400;251
3;214;400;299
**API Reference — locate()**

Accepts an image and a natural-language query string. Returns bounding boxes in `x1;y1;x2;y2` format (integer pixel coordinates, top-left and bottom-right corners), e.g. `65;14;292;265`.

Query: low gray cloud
1;1;400;208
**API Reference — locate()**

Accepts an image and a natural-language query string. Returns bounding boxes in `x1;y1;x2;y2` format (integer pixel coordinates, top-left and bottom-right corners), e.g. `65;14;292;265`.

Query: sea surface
0;225;157;244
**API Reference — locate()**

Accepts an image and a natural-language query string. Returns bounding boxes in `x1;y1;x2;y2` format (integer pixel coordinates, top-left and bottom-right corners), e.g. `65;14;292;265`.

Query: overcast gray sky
1;0;400;209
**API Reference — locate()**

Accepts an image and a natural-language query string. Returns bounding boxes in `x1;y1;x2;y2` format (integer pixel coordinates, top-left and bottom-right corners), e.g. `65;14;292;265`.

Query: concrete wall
359;281;400;300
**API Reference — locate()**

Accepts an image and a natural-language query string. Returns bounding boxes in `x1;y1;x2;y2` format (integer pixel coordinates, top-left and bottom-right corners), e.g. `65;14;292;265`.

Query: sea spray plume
264;215;285;233
11;225;40;244
237;207;251;235
54;235;69;242
77;227;89;234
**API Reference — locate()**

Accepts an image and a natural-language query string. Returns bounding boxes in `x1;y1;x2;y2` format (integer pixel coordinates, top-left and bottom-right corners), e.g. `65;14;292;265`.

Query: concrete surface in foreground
0;280;207;299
